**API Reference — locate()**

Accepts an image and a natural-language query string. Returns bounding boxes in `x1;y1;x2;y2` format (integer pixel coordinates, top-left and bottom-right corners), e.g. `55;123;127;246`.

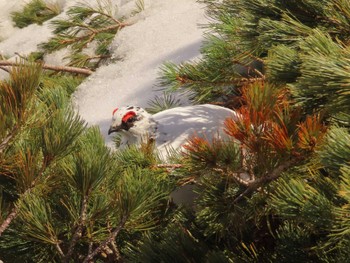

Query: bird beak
108;125;121;135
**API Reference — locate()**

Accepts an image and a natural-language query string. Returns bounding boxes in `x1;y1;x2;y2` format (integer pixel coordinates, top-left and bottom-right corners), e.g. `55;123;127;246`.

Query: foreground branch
83;214;128;263
0;60;93;75
0;150;57;237
0;133;14;154
0;208;18;237
156;159;295;204
64;194;89;262
233;160;295;203
213;167;251;187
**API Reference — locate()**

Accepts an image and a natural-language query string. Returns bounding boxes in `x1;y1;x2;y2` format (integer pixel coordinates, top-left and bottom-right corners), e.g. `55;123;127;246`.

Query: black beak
108;126;121;135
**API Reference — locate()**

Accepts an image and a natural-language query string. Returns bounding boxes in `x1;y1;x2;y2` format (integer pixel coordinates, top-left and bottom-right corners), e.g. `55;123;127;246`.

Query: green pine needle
146;93;182;114
11;0;62;28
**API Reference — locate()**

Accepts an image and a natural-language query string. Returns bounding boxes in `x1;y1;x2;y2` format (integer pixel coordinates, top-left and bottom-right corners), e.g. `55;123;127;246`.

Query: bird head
108;106;138;135
108;106;155;136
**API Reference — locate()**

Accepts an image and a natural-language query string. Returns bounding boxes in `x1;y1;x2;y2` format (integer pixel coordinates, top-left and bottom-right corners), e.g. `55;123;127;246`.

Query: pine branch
82;214;128;263
0;66;10;73
233;159;296;203
106;220;123;262
0;208;18;237
0;60;93;75
0;180;49;233
55;242;65;259
58;24;121;46
37;1;134;70
232;59;265;78
92;9;128;28
0;126;18;154
156;164;183;169
11;0;61;28
0;137;60;236
110;241;123;262
213;167;251;187
64;194;89;262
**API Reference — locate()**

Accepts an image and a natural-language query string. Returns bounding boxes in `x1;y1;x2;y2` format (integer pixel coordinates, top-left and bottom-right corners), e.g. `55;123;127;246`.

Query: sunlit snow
0;0;207;147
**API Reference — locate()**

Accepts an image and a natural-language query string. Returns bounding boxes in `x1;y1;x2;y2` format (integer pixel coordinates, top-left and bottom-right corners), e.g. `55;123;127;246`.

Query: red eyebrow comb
112;107;118;115
122;111;136;123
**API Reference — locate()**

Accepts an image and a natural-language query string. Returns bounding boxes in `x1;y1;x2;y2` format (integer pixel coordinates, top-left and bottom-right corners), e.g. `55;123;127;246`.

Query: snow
0;0;211;149
0;0;69;56
0;1;23;41
73;0;207;145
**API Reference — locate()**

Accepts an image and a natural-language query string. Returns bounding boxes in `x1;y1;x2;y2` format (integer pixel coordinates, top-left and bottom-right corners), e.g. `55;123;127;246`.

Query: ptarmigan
108;104;238;159
108;104;239;207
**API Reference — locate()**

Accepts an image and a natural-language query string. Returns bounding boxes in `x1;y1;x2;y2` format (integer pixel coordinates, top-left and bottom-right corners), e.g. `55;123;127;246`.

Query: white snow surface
0;0;227;154
73;0;207;145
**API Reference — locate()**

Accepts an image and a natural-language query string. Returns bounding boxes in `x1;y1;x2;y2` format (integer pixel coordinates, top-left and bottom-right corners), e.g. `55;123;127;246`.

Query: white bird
108;104;240;207
108;104;239;160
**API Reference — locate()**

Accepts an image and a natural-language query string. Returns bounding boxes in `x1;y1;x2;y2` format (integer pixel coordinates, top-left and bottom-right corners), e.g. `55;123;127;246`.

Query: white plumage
108;104;238;160
108;104;240;207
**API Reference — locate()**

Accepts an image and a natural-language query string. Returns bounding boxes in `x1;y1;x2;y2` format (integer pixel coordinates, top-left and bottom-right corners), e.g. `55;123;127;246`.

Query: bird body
108;104;239;207
108;104;238;159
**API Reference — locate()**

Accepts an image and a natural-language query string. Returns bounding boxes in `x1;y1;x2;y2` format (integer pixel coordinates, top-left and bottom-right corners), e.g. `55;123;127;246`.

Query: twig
55;242;65;259
0;208;18;237
0;150;55;236
107;220;123;262
93;10;129;28
232;59;265;78
64;194;89;262
61;23;123;46
83;214;128;263
213;167;251;187
0;155;57;236
233;160;295;203
155;163;183;173
14;52;28;61
88;241;93;255
252;68;265;78
0;66;10;73
0;60;93;75
0;133;14;154
0;126;18;154
110;241;123;262
156;164;183;169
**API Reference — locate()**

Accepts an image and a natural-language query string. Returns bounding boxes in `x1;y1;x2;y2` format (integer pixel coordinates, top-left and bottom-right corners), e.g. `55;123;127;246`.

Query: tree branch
110;241;123;262
0;134;14;154
0;60;93;75
233;160;296;203
60;23;124;47
55;242;65;259
64;194;89;262
0;208;18;237
0;124;21;155
213;167;251;187
93;10;129;28
0;149;56;236
0;66;10;72
155;163;183;169
107;220;123;262
83;214;128;263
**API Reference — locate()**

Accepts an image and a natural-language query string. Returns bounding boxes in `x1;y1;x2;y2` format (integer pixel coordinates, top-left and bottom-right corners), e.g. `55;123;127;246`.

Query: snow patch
0;0;208;149
73;0;206;145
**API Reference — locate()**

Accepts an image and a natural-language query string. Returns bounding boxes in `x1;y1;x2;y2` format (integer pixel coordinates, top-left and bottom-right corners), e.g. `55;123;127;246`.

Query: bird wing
153;104;237;158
